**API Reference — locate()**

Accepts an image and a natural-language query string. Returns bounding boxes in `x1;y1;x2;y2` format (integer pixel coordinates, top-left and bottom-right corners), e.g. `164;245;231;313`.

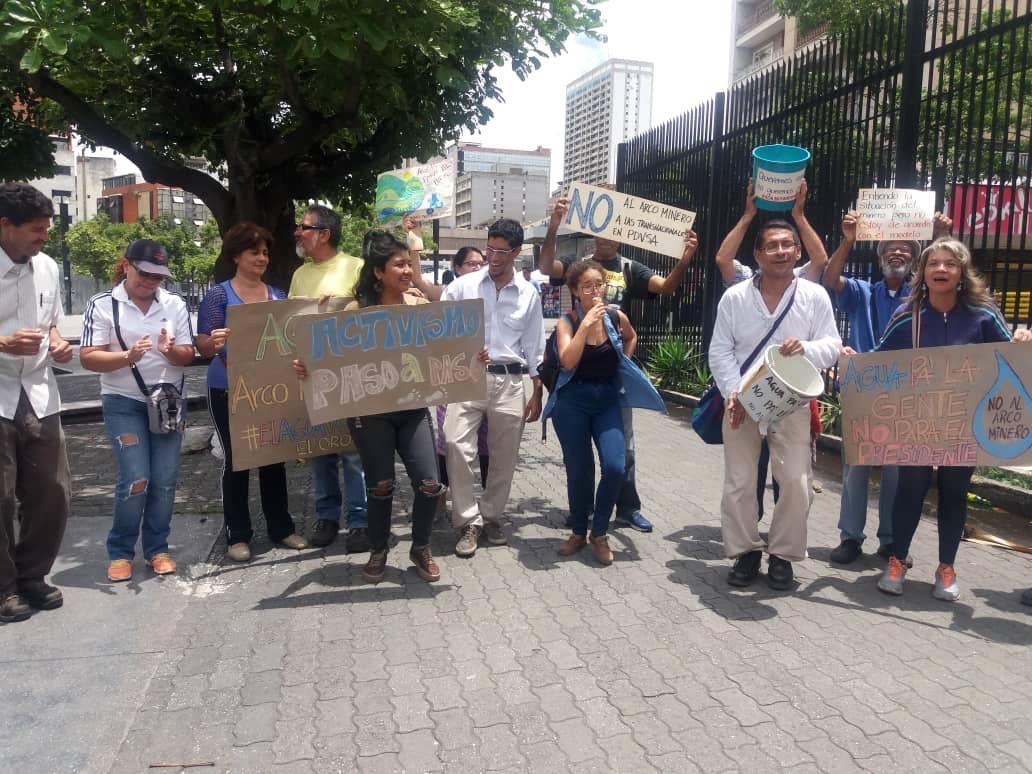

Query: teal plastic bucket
752;144;810;210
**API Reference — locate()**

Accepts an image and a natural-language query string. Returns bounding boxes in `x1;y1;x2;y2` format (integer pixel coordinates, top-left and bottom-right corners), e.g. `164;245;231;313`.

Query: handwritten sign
296;300;487;426
840;343;1032;466
855;189;935;241
375;159;455;225
753;168;805;206
226;299;356;471
563;182;695;259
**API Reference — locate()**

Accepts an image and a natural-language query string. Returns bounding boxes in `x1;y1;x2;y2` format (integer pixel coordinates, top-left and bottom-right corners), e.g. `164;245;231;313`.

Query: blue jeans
102;395;183;560
837;463;899;546
311;452;368;527
551;381;626;537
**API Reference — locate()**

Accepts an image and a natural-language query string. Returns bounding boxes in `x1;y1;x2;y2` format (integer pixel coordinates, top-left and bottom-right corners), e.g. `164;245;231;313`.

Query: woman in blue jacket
875;239;1030;601
544;260;664;565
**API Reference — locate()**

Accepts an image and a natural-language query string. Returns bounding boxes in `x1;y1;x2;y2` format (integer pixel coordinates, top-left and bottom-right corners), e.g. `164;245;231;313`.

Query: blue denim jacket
543;311;667;421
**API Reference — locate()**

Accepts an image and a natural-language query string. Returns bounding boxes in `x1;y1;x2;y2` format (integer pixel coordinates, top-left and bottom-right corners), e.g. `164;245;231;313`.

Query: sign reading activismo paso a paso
296;300;486;426
563;182;696;259
226;298;356;472
840;342;1032;467
375;159;455;225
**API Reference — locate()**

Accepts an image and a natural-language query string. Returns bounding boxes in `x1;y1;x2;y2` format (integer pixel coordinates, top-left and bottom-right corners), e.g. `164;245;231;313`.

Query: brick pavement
4;401;1032;773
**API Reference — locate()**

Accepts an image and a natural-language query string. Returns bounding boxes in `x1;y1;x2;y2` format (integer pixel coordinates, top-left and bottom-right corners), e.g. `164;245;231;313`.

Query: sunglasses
296;223;326;232
132;264;165;281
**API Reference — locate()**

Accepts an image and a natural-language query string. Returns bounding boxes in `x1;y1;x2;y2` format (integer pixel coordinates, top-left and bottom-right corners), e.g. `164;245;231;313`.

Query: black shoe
0;593;32;623
344;527;370;554
767;556;794;590
727;550;762;587
830;539;862;564
309;519;340;548
18;580;62;610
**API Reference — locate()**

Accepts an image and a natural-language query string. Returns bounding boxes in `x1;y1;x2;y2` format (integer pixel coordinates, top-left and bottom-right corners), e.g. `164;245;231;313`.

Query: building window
53;165;72;176
51;189;72;199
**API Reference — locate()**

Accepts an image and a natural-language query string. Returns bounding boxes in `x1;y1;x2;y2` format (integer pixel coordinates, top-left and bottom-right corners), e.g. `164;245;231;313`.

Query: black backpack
539;307;620;395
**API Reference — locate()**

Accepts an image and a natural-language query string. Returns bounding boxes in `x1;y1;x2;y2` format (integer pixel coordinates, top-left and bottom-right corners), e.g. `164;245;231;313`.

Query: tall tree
0;0;601;286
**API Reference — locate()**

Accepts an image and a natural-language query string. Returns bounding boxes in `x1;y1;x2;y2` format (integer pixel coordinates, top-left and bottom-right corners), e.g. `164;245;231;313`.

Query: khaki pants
721;405;812;562
0;390;71;593
444;374;526;529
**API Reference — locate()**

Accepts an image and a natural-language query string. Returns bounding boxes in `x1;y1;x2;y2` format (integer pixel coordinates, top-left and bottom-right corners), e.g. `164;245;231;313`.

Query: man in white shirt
442;219;545;557
709;220;841;590
0;183;73;622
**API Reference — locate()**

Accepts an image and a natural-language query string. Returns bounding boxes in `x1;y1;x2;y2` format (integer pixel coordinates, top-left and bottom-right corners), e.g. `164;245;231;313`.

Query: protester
540;197;699;533
546;260;665;565
821;210;952;564
0;183;72;622
288;205;368;551
709;220;841;590
714;180;829;519
442;218;545;556
409;237;485;302
874;239;1031;601
195;223;307;563
293;231;486;582
80;240;195;582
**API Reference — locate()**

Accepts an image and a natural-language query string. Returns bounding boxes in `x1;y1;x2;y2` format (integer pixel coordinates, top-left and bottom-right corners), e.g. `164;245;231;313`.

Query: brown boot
589;535;613;566
558;534;587;556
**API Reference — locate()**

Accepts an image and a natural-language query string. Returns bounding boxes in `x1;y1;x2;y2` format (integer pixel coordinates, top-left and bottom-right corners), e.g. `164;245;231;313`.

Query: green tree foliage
0;102;55;181
0;0;601;287
773;0;901;34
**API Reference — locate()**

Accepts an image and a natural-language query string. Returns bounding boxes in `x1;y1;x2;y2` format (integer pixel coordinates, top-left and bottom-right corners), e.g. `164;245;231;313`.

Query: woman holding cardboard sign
293;231;488;584
195;222;307;564
874;238;1030;601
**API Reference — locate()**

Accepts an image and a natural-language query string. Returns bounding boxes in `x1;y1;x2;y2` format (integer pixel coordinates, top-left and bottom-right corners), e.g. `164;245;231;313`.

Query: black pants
892;465;973;565
0;390;70;594
208;388;296;544
348;409;441;552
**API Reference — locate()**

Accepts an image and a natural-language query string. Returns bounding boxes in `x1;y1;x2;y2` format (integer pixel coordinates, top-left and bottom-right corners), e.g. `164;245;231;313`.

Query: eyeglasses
296;223;326;232
483;246;515;257
577;281;607;292
760;241;799;255
461;261;485;269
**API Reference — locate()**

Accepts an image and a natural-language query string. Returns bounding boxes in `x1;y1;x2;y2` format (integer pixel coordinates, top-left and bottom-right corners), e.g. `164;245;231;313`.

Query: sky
100;1;734;186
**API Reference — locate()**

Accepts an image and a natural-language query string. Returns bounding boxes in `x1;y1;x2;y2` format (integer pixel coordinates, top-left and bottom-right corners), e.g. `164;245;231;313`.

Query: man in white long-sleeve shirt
709;219;841;590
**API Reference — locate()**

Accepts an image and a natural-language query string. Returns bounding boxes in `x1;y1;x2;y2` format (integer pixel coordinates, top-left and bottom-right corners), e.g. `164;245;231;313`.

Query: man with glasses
288;205;369;552
0;183;73;622
821;209;952;565
539;197;699;534
709;220;841;591
442;219;545;557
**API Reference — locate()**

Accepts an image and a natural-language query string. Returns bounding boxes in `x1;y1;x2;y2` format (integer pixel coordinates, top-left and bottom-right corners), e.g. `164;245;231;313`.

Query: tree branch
27;70;234;225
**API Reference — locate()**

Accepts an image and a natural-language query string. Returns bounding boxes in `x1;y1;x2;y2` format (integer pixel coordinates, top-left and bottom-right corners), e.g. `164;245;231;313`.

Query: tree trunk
223;172;302;291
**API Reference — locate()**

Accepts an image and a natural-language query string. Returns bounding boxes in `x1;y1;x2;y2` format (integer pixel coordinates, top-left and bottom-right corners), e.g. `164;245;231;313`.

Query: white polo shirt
81;282;194;401
0;246;63;419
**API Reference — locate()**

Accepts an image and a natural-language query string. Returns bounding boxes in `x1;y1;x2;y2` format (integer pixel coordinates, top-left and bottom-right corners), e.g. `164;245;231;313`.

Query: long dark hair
213;222;275;283
354;229;409;307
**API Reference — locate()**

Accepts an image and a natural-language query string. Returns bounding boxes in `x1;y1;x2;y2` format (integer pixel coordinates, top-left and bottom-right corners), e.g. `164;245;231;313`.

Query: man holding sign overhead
821;201;952;566
539;188;699;534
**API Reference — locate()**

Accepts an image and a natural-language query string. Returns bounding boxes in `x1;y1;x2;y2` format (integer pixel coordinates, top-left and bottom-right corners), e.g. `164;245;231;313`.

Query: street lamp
51;194;73;314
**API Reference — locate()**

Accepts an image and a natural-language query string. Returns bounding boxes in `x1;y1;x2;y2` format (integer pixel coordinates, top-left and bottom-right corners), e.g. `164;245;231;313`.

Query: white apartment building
563;59;653;188
730;1;828;84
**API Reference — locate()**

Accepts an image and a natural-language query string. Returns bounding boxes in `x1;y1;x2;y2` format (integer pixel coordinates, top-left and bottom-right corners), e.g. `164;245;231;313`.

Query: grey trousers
0;390;71;593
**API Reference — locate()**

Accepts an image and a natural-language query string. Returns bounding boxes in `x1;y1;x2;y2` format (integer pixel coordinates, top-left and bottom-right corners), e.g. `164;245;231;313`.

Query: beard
881;262;908;280
295;243;307;259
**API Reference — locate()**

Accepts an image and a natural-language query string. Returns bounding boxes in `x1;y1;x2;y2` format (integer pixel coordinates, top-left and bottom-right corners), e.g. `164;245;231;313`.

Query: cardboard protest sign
226;298;355;471
563;182;695;259
855;188;935;241
375;159;455;225
840;342;1032;466
295;300;486;426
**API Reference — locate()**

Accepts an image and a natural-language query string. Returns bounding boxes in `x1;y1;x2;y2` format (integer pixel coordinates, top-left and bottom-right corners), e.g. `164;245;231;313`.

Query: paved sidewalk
2;404;1031;773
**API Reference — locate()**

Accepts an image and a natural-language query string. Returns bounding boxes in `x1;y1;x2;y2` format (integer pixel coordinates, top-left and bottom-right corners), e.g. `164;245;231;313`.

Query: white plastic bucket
738;345;824;430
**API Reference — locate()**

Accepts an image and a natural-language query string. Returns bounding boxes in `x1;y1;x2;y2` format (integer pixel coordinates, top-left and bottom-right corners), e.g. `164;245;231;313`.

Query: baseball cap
125;239;173;278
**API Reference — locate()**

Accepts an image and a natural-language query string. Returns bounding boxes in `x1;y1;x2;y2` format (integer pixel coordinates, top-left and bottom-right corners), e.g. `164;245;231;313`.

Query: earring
957;281;963;291
374;280;383;293
922;282;927;293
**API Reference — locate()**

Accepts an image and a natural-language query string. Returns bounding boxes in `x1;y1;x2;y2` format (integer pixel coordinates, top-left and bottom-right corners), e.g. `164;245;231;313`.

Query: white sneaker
932;564;960;601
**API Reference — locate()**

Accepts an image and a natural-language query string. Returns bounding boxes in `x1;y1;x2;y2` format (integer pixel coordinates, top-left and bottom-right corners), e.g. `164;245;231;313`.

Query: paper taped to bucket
752;144;810;211
738;345;824;432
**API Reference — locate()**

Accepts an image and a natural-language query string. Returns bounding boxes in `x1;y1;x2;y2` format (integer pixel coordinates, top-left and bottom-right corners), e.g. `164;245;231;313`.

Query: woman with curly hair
874;238;1031;601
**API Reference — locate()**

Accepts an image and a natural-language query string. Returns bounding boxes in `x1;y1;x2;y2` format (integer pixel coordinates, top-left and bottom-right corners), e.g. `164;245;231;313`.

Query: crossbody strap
111;298;153;398
739;284;798;376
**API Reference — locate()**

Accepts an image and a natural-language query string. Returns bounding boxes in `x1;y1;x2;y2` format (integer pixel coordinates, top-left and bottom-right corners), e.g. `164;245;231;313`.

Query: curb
658;388;1030;517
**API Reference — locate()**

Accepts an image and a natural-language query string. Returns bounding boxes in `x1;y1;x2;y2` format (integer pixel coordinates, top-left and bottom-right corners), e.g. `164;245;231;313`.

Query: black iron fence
616;0;1032;363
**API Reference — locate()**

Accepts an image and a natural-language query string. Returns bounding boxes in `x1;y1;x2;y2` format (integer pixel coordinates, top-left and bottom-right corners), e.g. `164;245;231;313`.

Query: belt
486;362;527;375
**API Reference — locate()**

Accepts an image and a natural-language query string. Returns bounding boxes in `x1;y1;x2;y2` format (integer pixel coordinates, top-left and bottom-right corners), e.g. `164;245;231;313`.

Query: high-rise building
97;174;212;227
730;1;827;84
563;59;653;188
439;142;551;229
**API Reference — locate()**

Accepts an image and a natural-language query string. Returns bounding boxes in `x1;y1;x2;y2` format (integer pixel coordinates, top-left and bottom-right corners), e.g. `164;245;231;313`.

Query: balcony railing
732;48;784;82
737;0;777;34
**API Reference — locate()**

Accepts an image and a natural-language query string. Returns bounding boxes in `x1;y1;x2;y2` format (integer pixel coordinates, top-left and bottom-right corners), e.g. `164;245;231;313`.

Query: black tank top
574;337;619;382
